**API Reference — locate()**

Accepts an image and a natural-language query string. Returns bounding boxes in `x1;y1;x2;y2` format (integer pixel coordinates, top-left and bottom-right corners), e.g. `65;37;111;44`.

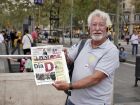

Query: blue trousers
132;44;138;55
66;99;75;105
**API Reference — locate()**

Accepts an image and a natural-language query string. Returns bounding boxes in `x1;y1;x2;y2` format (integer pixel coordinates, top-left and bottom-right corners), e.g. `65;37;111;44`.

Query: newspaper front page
31;45;70;85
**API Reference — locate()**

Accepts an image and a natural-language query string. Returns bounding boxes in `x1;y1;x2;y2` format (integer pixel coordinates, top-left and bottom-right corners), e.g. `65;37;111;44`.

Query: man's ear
106;27;109;32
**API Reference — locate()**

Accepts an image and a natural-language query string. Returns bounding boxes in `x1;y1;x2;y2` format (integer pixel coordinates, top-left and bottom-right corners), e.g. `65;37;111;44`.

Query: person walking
125;33;130;45
52;9;119;105
11;31;22;54
130;31;139;55
22;29;33;54
10;29;16;48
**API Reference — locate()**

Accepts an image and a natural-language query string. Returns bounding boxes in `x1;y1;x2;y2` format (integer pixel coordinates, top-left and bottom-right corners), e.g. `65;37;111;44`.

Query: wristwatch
69;82;73;90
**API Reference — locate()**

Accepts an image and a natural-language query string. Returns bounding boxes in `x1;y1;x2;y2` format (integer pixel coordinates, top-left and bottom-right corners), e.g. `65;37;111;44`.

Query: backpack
65;39;87;96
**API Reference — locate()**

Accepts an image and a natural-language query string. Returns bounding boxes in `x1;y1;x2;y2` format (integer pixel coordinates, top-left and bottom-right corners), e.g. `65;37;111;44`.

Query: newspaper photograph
31;45;70;85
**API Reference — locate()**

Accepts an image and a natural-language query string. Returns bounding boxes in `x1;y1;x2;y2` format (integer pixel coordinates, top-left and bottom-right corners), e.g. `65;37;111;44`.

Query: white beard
91;34;104;41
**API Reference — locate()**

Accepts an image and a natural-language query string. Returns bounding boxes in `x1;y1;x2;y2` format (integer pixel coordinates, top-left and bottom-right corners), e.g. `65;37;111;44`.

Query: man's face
89;16;107;41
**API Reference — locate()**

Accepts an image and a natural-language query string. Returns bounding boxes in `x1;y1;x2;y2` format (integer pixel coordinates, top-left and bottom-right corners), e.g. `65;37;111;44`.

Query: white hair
87;9;112;28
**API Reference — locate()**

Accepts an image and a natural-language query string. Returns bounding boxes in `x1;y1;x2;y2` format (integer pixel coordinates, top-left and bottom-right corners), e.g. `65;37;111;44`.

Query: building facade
123;0;140;35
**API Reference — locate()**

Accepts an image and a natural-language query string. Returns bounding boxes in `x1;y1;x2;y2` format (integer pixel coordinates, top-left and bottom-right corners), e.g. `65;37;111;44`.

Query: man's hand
63;48;68;55
52;81;69;91
63;48;73;64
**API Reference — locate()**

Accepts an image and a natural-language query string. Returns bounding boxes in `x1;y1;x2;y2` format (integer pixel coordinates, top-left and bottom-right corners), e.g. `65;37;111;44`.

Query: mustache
91;33;103;35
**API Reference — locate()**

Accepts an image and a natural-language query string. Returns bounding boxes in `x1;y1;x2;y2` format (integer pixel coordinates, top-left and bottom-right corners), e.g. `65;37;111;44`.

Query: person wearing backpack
22;29;33;54
53;9;119;105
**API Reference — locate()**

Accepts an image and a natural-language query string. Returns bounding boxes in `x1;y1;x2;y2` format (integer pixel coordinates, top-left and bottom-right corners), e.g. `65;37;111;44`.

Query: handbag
27;35;36;47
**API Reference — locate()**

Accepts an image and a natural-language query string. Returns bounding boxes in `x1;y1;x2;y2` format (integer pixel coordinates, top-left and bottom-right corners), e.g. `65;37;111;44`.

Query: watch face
69;83;73;90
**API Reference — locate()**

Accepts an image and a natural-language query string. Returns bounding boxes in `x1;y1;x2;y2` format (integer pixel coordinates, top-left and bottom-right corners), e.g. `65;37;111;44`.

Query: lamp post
70;0;73;45
34;0;44;26
114;0;122;46
98;0;100;9
97;0;100;9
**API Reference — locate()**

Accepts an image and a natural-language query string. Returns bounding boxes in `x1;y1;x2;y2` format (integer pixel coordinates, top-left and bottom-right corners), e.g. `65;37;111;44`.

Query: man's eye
92;24;96;26
100;24;105;26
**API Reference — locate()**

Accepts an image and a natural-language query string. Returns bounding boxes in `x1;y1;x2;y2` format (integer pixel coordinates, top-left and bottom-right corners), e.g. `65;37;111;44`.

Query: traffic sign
34;0;44;5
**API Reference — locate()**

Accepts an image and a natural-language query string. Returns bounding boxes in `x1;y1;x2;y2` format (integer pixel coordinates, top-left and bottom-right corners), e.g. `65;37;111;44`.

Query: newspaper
31;45;70;85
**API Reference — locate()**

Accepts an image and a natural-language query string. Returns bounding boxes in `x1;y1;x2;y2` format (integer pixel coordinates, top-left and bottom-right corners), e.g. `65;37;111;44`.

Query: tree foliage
0;0;118;29
131;0;140;12
0;0;34;29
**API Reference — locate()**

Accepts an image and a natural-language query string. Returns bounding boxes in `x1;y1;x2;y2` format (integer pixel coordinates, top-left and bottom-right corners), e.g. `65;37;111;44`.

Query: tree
131;0;140;12
0;0;118;30
0;0;35;29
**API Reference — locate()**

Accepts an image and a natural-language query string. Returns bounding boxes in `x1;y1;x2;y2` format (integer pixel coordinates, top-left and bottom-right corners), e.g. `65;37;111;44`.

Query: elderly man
53;9;119;105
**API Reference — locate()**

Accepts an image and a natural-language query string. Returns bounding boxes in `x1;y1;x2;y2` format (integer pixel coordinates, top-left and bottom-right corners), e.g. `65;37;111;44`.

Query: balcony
123;8;131;13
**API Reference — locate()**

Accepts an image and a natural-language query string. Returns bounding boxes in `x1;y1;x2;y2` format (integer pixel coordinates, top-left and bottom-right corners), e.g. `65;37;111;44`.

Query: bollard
134;54;140;87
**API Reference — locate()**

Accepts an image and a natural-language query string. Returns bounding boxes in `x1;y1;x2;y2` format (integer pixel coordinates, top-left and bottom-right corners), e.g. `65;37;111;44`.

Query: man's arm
71;70;107;89
8;57;18;62
52;70;107;90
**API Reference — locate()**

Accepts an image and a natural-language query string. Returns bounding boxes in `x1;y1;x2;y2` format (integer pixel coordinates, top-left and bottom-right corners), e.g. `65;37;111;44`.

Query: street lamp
96;0;100;9
70;0;73;45
34;0;44;26
114;0;122;46
98;0;100;9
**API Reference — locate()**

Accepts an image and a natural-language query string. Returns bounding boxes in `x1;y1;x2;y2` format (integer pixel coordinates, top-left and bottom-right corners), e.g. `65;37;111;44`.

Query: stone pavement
114;40;140;105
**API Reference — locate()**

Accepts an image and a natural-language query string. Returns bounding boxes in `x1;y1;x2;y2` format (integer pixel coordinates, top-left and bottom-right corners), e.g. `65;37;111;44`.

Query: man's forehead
91;16;106;23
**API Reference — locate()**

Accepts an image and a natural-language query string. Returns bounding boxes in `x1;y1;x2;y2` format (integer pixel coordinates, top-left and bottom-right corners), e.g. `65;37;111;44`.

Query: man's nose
95;24;100;30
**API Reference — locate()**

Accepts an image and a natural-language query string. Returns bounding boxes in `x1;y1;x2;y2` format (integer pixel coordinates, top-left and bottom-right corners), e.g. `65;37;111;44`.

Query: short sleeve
95;48;120;76
68;41;81;62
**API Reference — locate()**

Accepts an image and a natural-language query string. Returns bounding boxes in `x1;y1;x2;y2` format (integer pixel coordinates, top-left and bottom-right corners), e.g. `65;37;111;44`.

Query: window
124;15;129;22
123;3;125;9
135;15;140;21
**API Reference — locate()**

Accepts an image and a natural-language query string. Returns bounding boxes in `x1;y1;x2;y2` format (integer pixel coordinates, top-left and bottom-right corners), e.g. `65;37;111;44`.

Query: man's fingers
52;81;68;90
54;81;62;84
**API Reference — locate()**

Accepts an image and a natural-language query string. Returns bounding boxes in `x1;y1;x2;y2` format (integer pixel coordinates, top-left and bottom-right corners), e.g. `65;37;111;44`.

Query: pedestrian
44;30;48;39
8;57;26;72
130;31;139;55
119;47;128;62
11;31;22;54
117;43;122;49
10;29;17;48
52;9;119;105
22;29;33;55
125;32;130;45
24;52;33;72
31;27;39;46
0;31;4;43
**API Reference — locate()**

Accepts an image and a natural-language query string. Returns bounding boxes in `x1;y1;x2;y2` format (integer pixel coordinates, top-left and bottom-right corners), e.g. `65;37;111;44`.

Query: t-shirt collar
90;38;109;49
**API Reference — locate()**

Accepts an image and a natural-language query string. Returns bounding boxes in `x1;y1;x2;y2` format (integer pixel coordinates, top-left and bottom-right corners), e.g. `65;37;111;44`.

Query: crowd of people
0;27;49;54
117;30;140;62
0;27;49;72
